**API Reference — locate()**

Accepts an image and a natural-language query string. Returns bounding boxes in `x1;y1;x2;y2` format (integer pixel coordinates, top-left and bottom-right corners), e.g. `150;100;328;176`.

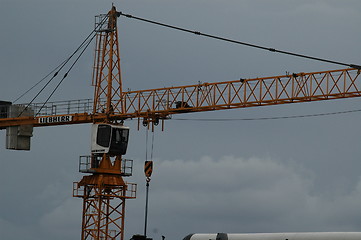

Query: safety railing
72;181;137;199
79;155;134;177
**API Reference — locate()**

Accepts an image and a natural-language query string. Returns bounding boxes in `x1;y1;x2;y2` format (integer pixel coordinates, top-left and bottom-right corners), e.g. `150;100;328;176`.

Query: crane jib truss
0;68;360;128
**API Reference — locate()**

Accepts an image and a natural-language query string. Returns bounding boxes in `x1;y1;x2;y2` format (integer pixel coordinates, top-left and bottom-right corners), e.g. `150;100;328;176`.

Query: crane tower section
92;6;124;116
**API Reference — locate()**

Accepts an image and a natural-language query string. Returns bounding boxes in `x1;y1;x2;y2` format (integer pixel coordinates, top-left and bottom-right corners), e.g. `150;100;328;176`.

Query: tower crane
1;5;361;240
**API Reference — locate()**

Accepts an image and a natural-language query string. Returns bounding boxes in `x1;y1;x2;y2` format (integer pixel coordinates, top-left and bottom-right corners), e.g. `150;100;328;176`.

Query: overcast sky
1;1;361;240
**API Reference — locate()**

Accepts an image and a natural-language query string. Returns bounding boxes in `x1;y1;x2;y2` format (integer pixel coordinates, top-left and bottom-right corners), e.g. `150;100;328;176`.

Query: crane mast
73;6;136;240
92;6;124;116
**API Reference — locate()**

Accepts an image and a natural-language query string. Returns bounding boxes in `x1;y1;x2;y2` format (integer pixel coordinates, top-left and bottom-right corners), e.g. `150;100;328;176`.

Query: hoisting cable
145;128;149;161
144;128;155;238
145;128;156;159
151;130;155;161
144;167;153;236
18;15;109;116
118;11;361;70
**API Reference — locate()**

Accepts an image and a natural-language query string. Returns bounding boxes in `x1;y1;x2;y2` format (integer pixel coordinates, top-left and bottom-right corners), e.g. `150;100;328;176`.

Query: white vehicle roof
184;232;361;240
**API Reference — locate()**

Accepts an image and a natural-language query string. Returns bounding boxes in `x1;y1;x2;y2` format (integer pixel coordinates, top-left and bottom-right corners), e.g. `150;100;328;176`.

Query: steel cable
118;11;361;70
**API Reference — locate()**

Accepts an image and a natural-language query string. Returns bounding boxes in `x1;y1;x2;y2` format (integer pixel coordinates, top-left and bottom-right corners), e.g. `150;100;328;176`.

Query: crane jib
0;68;359;129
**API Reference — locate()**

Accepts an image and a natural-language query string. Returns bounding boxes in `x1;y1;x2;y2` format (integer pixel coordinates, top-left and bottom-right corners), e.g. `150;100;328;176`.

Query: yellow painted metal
120;68;361;122
1;68;360;129
92;6;123;116
75;7;136;240
73;171;136;240
74;153;137;240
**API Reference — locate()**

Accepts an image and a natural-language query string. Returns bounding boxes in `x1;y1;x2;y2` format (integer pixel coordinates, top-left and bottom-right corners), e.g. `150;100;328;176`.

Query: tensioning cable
17;14;109;116
35;36;95;116
118;11;361;70
172;108;361;122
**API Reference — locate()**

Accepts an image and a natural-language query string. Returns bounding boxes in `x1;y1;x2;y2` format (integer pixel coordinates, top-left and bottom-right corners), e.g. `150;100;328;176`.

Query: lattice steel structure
73;172;136;240
92;6;124;115
73;7;136;240
121;68;361;121
73;154;137;240
2;68;360;129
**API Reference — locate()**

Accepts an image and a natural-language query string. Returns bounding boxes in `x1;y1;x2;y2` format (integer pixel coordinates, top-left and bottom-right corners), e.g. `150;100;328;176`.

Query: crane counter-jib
0;113;90;128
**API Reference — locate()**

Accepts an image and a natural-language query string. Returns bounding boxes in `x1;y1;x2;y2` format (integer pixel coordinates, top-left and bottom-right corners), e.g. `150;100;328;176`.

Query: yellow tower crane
0;5;361;240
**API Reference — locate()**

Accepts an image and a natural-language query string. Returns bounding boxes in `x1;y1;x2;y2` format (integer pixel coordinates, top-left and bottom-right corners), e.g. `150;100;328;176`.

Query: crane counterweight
5;104;33;150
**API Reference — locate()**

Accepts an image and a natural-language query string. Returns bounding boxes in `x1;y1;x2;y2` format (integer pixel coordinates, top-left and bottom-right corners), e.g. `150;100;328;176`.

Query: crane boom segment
0;68;360;128
123;68;360;120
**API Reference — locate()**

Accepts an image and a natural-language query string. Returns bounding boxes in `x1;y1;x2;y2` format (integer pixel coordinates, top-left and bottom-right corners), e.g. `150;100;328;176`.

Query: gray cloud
126;155;361;239
1;1;361;240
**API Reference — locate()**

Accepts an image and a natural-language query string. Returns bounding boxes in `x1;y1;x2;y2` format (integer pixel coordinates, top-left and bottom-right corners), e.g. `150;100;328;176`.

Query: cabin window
110;128;129;155
96;124;111;147
121;129;129;142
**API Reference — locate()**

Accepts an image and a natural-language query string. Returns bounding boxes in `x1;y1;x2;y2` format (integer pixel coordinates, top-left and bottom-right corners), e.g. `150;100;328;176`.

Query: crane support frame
73;180;136;240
